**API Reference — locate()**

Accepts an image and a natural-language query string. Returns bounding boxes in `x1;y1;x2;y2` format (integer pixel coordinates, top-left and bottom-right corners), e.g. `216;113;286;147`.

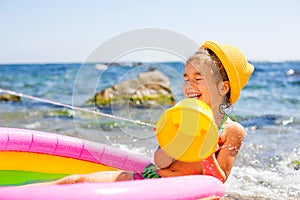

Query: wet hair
186;49;231;109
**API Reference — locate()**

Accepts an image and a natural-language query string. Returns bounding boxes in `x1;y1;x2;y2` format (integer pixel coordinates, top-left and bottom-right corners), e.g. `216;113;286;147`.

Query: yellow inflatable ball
156;99;219;162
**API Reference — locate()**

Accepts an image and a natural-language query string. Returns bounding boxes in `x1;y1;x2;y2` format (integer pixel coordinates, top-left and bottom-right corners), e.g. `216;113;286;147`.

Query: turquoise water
0;62;299;199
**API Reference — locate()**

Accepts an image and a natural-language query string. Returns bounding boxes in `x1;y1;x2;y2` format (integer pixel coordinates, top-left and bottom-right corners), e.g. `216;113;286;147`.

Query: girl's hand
154;147;174;169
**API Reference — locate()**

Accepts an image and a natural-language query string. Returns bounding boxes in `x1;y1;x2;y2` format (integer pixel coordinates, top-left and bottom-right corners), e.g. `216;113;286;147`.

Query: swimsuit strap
218;114;227;135
215;114;227;156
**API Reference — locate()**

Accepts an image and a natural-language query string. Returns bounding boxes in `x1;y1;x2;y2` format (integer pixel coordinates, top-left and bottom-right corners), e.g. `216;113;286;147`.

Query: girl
155;40;254;182
27;40;254;185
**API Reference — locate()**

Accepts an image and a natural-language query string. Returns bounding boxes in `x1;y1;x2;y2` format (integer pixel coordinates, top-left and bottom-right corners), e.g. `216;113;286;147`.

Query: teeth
189;94;201;98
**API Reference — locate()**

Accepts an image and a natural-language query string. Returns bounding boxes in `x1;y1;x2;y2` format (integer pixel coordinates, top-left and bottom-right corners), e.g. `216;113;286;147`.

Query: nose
184;82;192;89
184;80;195;88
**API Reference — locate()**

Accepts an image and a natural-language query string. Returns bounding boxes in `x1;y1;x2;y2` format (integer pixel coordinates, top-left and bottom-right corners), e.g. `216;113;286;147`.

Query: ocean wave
237;114;299;128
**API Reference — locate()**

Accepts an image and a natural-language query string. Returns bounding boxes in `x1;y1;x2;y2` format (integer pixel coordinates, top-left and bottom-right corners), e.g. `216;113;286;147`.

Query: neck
212;107;225;127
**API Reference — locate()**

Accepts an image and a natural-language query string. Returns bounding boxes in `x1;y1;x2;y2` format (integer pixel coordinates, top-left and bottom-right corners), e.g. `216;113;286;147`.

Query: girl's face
182;62;223;108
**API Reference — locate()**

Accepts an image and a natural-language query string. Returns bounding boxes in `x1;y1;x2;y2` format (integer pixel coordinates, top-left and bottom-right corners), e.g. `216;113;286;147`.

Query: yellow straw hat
201;40;254;104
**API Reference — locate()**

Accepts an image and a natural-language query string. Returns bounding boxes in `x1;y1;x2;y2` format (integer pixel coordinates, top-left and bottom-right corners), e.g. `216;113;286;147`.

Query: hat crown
222;44;253;89
201;40;254;104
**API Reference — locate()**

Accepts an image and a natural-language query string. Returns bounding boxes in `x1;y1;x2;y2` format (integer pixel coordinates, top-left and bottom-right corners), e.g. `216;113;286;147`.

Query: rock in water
0;94;21;102
85;69;175;108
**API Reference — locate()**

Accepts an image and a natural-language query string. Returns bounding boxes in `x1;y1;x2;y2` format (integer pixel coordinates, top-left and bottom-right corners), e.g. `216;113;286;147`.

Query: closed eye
183;74;189;82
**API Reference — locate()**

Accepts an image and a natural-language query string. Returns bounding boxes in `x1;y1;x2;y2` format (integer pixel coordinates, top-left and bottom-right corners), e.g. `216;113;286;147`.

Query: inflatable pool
0;127;225;199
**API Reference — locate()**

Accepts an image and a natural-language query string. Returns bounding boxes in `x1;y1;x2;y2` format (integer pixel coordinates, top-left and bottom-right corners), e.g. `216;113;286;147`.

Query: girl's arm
203;122;245;182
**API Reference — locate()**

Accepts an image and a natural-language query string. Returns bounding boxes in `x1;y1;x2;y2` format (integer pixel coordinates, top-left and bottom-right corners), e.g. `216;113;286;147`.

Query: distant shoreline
1;60;300;66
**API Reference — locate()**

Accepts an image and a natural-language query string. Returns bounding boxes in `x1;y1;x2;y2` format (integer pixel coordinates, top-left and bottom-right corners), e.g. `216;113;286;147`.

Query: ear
219;81;230;96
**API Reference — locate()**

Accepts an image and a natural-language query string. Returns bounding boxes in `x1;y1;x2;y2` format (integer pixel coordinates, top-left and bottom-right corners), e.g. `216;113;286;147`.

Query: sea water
0;61;299;199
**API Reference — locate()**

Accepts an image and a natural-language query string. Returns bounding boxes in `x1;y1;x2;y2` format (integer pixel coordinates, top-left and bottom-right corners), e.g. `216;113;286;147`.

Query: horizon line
1;59;300;65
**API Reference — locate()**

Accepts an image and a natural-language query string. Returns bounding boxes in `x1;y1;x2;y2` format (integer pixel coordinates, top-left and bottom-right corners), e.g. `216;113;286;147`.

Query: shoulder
221;118;245;144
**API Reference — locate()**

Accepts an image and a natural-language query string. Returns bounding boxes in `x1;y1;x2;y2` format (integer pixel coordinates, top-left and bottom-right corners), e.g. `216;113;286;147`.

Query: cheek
182;85;189;97
204;79;218;94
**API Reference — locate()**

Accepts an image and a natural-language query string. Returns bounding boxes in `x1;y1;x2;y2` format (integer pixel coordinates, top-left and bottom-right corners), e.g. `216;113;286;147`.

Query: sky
0;0;299;64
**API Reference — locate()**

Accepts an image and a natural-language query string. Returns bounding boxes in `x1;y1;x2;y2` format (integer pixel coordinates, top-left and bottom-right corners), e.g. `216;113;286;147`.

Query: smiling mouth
188;93;201;98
